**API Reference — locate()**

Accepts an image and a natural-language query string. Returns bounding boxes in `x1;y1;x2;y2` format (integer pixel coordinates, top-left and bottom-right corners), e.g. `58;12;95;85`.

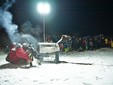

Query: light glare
37;2;51;15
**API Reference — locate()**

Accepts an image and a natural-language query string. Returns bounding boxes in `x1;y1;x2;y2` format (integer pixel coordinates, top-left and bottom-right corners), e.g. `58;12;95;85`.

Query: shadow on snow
0;63;37;69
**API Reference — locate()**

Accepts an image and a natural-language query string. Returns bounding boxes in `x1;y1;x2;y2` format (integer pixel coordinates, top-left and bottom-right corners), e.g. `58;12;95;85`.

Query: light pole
37;2;51;42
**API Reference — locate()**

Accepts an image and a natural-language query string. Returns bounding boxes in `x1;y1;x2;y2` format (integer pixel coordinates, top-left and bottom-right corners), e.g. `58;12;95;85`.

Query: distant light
37;2;51;15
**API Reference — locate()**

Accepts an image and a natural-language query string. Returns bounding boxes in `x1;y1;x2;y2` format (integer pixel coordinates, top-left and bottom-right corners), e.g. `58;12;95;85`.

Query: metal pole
43;14;46;42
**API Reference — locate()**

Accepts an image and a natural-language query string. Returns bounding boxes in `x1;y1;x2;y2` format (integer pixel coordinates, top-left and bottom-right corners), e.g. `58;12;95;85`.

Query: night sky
0;0;113;36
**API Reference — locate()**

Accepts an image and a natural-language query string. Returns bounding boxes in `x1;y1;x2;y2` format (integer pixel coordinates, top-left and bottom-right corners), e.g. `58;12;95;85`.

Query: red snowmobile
6;43;37;66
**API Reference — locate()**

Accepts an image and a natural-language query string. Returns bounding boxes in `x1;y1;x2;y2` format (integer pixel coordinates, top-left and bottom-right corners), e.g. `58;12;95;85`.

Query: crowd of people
46;34;113;53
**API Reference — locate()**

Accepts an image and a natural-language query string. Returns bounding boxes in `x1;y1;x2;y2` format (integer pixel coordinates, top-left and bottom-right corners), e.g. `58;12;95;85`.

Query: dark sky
1;0;113;36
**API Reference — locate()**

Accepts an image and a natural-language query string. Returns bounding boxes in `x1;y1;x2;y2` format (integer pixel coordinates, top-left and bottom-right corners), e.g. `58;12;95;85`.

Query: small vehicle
6;43;32;65
37;42;60;63
6;43;41;66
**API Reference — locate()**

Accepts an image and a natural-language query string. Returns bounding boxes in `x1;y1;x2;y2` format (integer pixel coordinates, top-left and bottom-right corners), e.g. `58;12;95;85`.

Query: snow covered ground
0;48;113;85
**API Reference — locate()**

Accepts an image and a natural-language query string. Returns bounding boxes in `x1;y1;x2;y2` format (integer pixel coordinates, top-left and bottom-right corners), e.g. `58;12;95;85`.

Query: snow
0;48;113;85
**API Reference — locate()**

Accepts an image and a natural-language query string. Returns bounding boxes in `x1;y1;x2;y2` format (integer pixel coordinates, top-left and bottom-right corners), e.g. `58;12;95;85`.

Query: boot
30;62;33;67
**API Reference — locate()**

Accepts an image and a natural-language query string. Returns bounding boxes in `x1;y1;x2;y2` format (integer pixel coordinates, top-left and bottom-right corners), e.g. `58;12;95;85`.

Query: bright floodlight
37;2;51;15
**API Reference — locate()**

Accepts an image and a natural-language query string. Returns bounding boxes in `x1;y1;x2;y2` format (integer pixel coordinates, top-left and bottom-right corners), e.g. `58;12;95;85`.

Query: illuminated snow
0;48;113;85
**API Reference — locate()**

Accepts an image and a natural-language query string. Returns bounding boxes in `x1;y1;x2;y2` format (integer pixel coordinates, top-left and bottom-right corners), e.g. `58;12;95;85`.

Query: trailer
37;42;60;64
